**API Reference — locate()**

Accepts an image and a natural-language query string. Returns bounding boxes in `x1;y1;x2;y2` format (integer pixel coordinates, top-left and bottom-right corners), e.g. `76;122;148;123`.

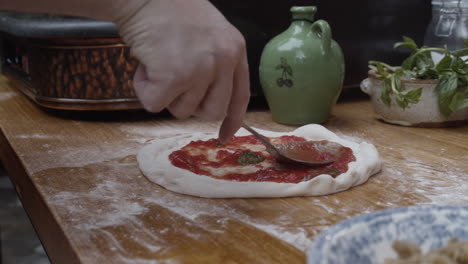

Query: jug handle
311;20;331;56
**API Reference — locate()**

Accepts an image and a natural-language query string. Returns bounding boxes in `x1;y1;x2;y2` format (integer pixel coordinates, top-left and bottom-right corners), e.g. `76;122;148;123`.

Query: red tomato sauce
169;135;356;183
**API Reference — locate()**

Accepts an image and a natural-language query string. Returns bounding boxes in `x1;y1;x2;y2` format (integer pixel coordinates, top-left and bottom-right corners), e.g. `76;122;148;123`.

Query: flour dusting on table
26;122;466;263
390;154;468;204
0;91;17;101
40;148;321;263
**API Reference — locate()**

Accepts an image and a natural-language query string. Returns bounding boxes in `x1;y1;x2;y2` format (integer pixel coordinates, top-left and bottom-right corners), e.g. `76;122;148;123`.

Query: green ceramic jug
259;6;345;125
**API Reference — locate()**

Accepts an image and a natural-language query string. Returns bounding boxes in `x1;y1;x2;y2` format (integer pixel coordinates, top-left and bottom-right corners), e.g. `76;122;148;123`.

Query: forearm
0;0;149;23
1;0;249;142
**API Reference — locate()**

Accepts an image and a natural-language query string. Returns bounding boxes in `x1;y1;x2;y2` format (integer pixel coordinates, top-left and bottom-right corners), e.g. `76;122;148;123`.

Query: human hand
116;0;251;144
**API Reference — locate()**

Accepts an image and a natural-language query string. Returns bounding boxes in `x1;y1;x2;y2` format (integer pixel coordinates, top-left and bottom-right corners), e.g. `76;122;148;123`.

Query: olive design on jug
276;57;294;88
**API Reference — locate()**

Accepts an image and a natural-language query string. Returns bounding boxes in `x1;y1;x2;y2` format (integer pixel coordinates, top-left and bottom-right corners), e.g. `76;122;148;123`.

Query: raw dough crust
137;124;382;198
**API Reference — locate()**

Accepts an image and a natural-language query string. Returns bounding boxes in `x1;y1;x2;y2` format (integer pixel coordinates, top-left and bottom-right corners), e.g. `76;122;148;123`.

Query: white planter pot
360;74;468;127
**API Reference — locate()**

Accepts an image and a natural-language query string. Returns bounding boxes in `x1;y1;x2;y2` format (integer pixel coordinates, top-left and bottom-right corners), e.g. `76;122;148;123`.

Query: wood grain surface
0;75;467;264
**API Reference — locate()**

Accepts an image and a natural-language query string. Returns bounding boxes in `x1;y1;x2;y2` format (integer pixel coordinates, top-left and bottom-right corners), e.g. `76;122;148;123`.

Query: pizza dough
137;124;382;198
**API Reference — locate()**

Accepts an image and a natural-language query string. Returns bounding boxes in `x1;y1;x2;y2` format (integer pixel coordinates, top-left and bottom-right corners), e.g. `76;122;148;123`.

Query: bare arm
0;0;251;144
0;0;145;23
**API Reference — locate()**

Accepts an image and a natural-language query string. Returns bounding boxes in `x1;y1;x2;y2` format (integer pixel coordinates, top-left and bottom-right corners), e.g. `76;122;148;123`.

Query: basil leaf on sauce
319;168;341;177
237;150;265;165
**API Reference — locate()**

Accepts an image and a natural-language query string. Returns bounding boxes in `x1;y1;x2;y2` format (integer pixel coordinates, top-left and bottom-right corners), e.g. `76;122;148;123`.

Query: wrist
102;0;151;24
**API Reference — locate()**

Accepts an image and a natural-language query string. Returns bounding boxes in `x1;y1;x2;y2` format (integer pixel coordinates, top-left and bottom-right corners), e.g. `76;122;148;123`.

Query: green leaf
402;69;418;79
402;51;434;74
459;76;468;87
392;71;403;92
394;36;418;52
401;53;418;70
449;92;468;112
395;93;408;109
380;79;392;107
392;88;422;109
424;68;439;79
436;72;459;116
436;54;453;72
382;70;423;109
376;63;386;77
368;36;468;113
369;61;388;78
415;53;434;76
369;60;397;75
368;64;378;72
237;150;265;165
404;87;423;104
453;47;468;58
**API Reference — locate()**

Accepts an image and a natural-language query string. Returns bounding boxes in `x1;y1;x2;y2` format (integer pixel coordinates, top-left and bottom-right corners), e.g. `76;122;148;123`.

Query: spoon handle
242;124;282;159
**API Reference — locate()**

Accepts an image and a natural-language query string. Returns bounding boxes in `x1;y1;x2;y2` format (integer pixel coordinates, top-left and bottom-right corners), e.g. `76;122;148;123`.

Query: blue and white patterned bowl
307;205;468;264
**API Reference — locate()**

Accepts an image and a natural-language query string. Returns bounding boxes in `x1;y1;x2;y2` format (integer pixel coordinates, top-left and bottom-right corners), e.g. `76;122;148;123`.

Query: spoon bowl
242;124;334;167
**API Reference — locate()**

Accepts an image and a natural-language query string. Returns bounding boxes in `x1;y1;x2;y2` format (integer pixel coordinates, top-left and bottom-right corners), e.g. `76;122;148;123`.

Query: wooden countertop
0;75;467;264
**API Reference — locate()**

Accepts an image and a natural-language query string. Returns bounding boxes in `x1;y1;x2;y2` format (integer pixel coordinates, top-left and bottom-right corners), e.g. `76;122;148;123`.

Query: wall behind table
210;0;431;95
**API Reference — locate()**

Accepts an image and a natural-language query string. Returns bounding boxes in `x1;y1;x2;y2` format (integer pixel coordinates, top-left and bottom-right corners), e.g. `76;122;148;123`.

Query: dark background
0;1;433;97
210;0;432;95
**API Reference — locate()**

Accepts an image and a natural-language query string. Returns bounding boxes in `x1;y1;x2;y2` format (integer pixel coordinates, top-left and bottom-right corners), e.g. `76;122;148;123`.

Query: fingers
195;33;247;125
126;1;250;132
133;63;184;113
167;56;215;119
194;60;234;121
133;64;154;110
167;84;208;119
218;52;251;145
